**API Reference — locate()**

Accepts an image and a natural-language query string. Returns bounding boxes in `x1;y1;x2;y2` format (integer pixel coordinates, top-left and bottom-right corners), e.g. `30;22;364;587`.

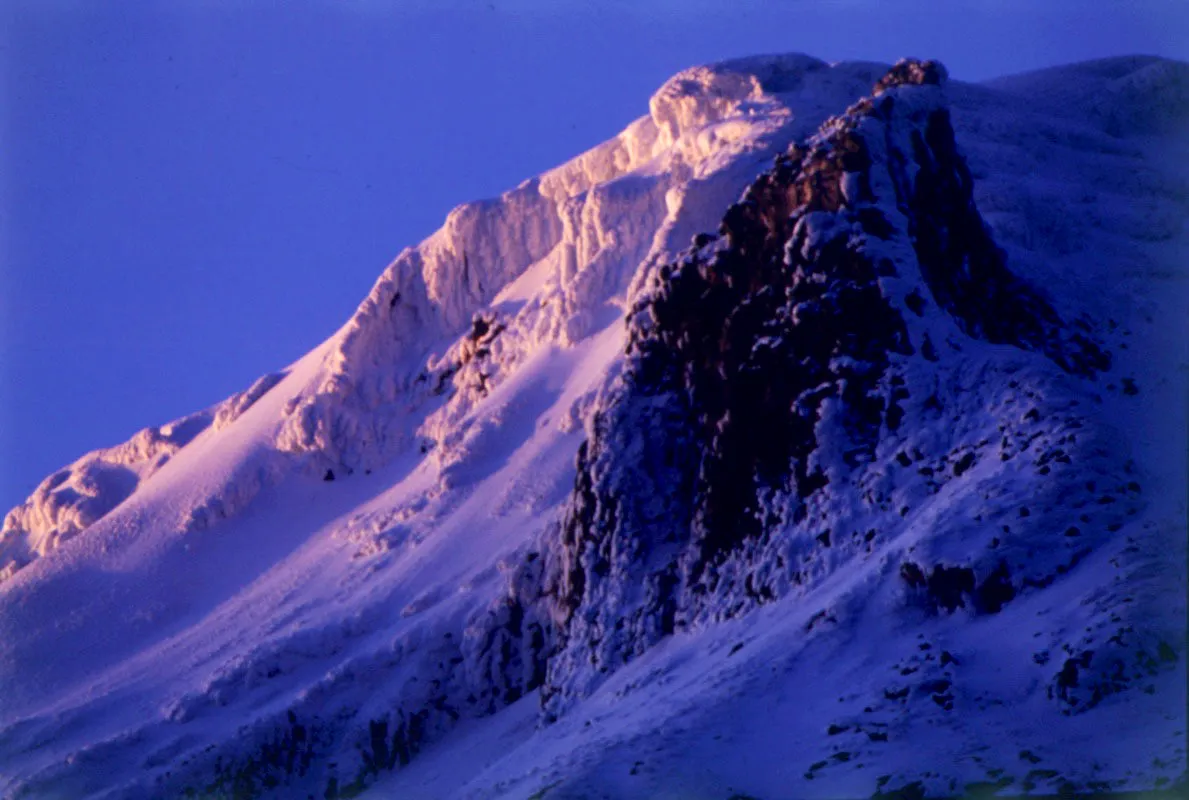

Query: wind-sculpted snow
0;372;286;580
1;54;1185;800
274;54;878;482
0;55;866;584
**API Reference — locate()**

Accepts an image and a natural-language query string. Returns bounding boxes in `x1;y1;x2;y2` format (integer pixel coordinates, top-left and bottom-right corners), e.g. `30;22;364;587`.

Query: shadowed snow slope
0;55;1185;800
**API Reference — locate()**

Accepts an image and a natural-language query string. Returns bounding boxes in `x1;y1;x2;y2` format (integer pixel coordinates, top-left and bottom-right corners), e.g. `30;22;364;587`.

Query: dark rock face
899;560;1016;615
429;311;506;399
898;105;1109;377
873;58;949;94
528;60;1113;713
463;549;553;713
637;139;912;559
538;83;923;710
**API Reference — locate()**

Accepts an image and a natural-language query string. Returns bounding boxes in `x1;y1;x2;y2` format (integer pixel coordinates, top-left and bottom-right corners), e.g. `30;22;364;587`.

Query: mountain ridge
0;54;1185;799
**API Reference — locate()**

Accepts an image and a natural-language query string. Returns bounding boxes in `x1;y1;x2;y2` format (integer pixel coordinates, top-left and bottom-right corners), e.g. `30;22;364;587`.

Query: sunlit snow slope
1;54;1185;800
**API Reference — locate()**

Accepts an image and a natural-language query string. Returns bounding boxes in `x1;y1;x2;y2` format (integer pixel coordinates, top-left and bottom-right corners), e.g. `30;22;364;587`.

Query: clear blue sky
2;0;1186;512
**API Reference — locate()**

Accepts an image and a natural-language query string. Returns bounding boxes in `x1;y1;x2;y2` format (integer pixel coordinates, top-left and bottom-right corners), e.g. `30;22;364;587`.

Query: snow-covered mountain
1;54;1186;799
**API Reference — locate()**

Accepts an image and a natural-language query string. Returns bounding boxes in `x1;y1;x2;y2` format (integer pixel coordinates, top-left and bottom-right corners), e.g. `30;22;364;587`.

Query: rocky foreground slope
1;55;1186;799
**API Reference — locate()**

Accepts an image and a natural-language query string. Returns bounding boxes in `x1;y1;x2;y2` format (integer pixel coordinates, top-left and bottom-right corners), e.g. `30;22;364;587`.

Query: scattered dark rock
975;561;1016;613
952;452;976;477
927;565;976;613
900;562;927;589
904;290;927;316
920;678;951;695
874;780;926;800
1027;768;1060;782
921;334;939;361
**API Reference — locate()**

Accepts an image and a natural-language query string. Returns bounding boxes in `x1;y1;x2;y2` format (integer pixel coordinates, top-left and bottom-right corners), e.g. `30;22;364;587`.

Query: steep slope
0;54;884;797
535;59;1114;717
0;372;285;579
0;55;1185;800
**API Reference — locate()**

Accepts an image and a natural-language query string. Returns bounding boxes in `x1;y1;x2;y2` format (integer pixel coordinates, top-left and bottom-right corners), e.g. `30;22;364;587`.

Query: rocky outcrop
530;60;1114;714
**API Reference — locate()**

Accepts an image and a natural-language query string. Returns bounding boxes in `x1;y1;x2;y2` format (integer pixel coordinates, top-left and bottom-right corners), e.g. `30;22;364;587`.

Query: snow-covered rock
0;54;1185;800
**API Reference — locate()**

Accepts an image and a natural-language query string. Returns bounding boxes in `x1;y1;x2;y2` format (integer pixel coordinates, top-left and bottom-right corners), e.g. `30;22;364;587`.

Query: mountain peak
0;55;1184;800
648;53;828;142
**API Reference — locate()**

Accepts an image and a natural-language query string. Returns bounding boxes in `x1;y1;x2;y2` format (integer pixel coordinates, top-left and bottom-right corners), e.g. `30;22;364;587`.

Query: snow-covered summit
1;52;882;581
0;55;1185;800
272;53;887;479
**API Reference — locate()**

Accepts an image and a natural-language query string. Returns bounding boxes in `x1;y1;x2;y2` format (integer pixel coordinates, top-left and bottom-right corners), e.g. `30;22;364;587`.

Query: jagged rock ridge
530;59;1122;715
